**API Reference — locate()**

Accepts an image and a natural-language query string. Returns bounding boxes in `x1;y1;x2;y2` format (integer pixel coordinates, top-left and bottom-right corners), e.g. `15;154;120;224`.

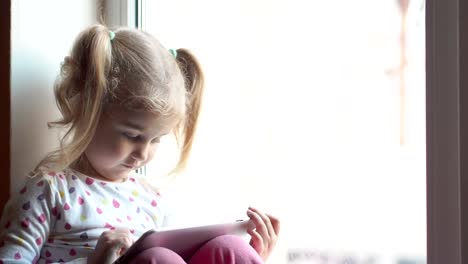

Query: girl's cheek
108;138;131;157
146;145;158;162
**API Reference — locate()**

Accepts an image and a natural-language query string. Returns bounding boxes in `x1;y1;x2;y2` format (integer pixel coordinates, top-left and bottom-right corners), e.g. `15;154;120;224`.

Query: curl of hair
34;24;113;174
171;49;204;175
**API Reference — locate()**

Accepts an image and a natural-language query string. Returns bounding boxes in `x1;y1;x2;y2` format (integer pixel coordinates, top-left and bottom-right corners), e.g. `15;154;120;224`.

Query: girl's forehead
105;106;178;134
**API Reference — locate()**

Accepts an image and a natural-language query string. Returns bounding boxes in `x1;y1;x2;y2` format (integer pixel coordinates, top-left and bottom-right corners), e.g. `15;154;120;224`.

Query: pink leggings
127;235;264;264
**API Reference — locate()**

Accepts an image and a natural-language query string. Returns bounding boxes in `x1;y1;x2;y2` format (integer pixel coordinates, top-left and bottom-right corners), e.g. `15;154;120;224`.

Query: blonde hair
34;24;204;176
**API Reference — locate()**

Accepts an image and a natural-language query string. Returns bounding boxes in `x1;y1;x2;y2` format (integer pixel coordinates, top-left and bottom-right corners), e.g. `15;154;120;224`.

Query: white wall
11;0;99;192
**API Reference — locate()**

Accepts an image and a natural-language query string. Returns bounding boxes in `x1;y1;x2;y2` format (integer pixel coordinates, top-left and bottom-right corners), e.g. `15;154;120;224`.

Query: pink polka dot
51;206;58;216
104;222;114;229
38;213;46;223
21;218;30;229
85;178;94;185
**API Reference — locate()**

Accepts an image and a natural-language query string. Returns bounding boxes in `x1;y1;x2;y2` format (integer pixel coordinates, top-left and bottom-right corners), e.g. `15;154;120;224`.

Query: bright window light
142;1;426;263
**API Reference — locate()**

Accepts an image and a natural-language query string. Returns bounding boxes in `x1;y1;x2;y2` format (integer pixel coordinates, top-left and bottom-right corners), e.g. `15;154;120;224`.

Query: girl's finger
113;228;133;236
118;240;132;256
247;209;270;241
247;228;264;254
266;213;281;236
120;232;134;253
249;207;276;238
107;229;134;255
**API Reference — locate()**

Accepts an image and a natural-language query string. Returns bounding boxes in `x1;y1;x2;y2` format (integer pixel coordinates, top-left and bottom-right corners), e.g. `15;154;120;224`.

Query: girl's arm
0;174;56;263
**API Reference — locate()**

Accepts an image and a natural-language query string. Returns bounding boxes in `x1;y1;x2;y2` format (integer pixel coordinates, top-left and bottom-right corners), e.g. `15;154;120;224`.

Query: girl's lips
122;164;137;169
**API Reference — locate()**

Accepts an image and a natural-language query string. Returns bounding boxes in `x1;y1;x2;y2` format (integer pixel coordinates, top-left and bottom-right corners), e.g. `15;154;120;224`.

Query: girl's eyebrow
119;120;144;131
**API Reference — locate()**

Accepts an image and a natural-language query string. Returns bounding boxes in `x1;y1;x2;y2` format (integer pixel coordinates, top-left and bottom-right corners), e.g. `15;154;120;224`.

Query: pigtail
172;49;204;174
34;24;113;173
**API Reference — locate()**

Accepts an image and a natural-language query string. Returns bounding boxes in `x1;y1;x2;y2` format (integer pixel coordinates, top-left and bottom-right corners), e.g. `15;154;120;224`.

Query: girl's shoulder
23;169;166;199
131;173;163;196
131;174;171;207
10;169;73;203
23;168;83;190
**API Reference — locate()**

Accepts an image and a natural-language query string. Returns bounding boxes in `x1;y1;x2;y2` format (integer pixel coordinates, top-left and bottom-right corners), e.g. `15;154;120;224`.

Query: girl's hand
246;207;281;262
87;229;134;264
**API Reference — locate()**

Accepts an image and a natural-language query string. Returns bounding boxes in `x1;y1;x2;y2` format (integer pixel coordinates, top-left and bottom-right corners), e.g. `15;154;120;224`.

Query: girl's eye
122;132;139;140
151;137;161;144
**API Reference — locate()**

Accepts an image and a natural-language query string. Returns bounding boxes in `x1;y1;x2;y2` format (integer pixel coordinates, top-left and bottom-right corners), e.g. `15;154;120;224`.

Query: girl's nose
132;143;150;161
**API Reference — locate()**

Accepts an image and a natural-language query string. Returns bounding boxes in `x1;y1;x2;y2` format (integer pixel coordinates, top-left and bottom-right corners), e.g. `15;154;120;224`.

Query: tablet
114;219;254;263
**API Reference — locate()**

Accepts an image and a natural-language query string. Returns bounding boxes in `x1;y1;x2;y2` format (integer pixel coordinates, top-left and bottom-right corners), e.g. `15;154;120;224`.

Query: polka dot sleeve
0;174;58;263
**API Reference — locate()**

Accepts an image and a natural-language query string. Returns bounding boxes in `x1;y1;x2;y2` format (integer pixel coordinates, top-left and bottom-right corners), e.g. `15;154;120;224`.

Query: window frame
426;0;468;262
102;0;139;28
0;0;10;213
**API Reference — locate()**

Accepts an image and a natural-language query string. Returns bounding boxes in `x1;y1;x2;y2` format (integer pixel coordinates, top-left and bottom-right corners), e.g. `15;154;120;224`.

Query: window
138;1;426;263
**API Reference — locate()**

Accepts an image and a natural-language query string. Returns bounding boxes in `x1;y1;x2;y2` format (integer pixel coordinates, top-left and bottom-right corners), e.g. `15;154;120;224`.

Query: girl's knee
189;235;263;264
205;235;251;249
127;247;185;264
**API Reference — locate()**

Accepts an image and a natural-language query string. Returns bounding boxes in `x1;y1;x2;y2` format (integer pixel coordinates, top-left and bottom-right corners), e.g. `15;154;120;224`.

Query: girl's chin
98;168;132;182
115;170;132;179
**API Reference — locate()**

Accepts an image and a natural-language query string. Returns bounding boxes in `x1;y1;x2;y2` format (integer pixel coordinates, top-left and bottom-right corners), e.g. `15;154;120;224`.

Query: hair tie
169;49;177;58
109;31;116;41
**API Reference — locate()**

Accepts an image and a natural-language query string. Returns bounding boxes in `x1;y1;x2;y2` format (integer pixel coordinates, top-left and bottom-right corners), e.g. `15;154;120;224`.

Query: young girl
0;24;280;263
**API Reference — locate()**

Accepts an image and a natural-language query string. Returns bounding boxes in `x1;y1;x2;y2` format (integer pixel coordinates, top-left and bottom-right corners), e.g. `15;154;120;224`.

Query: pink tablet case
114;220;253;263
